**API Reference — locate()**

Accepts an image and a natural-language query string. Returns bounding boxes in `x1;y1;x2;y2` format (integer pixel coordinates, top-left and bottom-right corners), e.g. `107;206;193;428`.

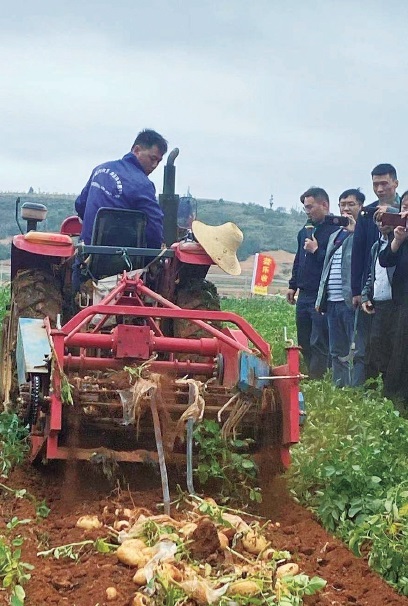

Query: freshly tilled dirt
0;462;407;606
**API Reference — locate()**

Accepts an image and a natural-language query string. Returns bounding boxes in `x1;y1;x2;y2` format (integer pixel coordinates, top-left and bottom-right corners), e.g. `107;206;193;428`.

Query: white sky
2;0;408;209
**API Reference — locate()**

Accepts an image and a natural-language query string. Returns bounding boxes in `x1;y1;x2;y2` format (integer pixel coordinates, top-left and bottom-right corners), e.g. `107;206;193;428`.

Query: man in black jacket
287;187;338;378
350;164;399;379
351;163;399;307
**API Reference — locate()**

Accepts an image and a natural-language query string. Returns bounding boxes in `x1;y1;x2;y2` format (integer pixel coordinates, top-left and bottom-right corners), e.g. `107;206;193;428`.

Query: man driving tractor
75;128;168;249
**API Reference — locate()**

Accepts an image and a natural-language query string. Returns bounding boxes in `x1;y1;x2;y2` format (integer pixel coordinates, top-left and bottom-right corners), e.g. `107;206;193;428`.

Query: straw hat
192;220;243;275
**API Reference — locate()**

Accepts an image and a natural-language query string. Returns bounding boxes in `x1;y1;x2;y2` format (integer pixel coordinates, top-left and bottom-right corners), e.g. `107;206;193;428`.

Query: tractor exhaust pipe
159;147;180;246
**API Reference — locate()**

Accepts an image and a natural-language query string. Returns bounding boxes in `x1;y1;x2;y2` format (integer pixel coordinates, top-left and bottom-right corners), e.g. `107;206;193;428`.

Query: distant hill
0;193;305;261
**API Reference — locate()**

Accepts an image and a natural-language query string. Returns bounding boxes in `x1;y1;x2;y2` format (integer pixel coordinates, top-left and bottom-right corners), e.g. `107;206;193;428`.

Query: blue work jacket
75;153;164;247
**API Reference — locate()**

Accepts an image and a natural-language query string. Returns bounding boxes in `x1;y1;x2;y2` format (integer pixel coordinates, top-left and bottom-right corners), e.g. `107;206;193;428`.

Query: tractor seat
86;207;147;281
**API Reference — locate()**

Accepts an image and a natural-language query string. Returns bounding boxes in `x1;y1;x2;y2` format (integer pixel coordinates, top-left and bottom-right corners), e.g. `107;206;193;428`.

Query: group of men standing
74;133;407;405
286;164;405;403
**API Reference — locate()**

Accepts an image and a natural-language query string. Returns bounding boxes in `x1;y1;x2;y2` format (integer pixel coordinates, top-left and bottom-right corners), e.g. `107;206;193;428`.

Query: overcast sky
2;0;408;210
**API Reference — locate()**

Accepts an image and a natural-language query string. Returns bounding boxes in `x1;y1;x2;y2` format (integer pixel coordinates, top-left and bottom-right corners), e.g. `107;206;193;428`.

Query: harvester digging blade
186;418;195;495
150;389;171;516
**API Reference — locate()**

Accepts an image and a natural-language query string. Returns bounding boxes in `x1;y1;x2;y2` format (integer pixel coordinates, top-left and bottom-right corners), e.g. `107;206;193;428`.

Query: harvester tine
186;417;195;495
150;390;171;516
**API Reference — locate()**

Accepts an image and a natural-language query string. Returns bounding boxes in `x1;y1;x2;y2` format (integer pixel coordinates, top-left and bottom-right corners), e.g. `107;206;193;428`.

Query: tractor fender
173;241;213;266
12;232;75;258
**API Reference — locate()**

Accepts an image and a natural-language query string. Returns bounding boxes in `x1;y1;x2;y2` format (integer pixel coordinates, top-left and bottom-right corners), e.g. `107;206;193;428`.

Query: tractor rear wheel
0;268;62;416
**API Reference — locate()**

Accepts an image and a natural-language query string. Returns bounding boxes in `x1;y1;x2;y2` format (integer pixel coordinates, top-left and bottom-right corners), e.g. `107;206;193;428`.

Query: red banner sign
250;253;276;295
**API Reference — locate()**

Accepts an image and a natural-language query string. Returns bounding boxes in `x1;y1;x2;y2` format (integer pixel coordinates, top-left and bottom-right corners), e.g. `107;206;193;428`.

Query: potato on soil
276;562;299;578
242;530;268;555
261;548;276;561
227;579;261;597
114;520;130;531
220;513;250;538
159;562;184;583
116;539;149;567
131;593;153;606
105;586;118;600
217;531;229;550
133;568;148;586
76;515;103;530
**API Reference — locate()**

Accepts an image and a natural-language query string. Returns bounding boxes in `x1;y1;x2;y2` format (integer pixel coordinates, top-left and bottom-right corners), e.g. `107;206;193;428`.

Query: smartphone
380;212;407;228
360;206;377;217
324;215;349;227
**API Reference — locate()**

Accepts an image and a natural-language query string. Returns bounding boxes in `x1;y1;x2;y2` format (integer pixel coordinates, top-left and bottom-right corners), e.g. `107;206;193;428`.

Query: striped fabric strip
327;247;344;301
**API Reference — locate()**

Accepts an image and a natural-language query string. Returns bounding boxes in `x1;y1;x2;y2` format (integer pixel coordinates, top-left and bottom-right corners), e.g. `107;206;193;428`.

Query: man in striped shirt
316;189;365;386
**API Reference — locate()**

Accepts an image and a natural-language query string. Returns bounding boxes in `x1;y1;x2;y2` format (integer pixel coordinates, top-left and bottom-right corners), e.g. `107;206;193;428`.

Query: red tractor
0;150;301;492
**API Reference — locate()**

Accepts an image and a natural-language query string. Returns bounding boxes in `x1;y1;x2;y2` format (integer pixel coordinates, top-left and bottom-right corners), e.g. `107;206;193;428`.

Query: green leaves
0;535;33;604
0;413;29;478
221;296;297;366
288;377;408;594
193;419;261;505
38;538;116;560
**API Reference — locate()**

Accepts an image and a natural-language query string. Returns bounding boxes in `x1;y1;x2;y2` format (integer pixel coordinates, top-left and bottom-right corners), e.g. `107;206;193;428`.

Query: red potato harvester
0;149;301;508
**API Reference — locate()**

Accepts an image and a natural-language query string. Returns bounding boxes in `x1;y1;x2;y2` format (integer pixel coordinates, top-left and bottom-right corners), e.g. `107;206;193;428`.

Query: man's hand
373;205;387;223
352;295;361;308
304;234;318;254
345;215;356;233
286;289;297;305
362;300;375;314
393;225;408;242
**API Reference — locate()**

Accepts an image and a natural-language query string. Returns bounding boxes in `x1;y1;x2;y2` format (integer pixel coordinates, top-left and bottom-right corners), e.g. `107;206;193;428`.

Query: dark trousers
326;301;365;387
383;301;408;406
368;299;398;381
296;291;330;379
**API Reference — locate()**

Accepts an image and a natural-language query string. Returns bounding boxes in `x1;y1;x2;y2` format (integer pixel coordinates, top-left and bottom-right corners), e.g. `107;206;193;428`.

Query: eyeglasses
339;202;359;209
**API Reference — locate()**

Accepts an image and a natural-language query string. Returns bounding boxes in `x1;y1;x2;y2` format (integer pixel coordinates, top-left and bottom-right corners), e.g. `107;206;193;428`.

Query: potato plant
224;295;408;595
221;295;297;366
288;378;408;595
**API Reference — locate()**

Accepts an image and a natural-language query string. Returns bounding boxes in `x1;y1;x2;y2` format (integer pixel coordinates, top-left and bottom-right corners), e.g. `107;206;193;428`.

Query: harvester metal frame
2;151;302;477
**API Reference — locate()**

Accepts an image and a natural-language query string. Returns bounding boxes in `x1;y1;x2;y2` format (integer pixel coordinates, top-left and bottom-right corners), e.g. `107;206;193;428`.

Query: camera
380;212;408;228
324;215;349;227
360;205;377;217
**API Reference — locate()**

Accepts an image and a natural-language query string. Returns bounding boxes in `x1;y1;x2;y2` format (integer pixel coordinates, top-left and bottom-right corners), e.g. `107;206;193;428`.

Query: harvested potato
204;497;218;507
261;548;276;561
133;568;148;586
276;562;299;578
141;546;156;558
217;531;229;550
131;593;152;606
116;540;149;567
114;520;130;531
160;562;184;583
105;586;117;601
220;513;250;533
76;515;103;530
227;579;261;596
242;530;268;555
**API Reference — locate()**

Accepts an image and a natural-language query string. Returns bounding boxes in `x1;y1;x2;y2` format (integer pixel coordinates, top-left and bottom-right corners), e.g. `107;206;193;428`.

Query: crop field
223;296;408;598
0;290;407;605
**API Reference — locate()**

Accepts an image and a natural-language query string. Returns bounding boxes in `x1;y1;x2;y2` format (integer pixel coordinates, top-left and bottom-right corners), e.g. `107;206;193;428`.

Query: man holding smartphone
287;187;338;379
316;189;365;386
377;194;408;407
350;164;399;380
351;164;399;307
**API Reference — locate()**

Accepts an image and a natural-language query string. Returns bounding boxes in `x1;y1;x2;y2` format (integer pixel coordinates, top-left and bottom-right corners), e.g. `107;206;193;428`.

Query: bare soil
0;461;407;606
